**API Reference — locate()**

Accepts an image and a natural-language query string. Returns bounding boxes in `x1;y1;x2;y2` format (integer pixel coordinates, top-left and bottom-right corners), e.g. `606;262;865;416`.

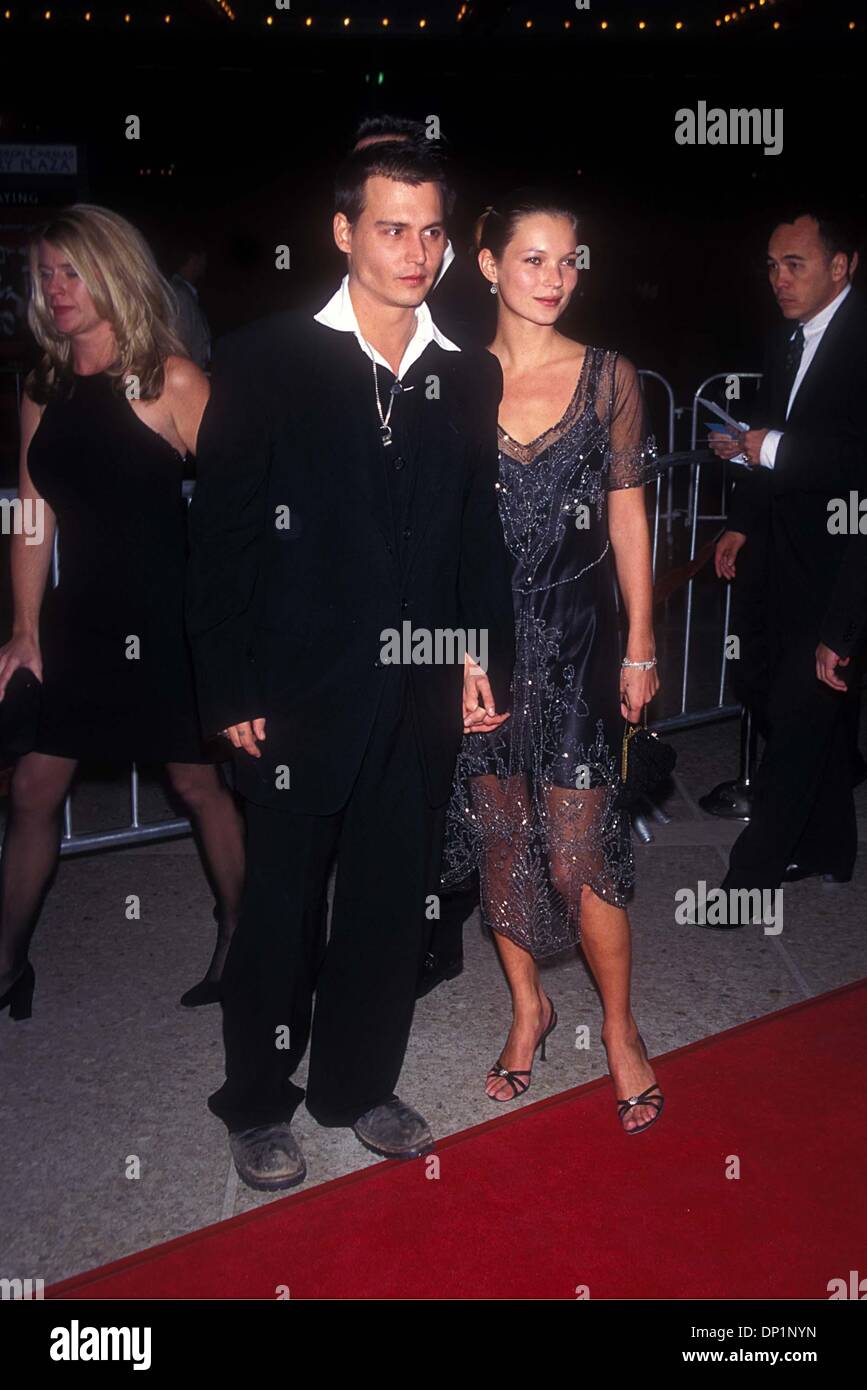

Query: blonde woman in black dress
0;204;245;1019
445;192;664;1132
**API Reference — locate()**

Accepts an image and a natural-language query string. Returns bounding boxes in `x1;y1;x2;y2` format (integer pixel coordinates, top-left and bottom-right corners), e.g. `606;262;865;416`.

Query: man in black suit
186;139;515;1188
708;210;867;907
350;116;488;994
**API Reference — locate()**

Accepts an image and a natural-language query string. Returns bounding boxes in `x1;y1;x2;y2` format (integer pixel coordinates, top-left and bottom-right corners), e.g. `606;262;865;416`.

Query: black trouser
729;526;771;741
208;668;443;1131
426;875;479;959
722;634;861;892
728;538;864;778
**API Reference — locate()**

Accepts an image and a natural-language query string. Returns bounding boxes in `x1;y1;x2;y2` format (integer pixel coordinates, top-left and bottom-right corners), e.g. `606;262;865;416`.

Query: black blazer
427;248;495;350
725;288;867;659
185;310;516;815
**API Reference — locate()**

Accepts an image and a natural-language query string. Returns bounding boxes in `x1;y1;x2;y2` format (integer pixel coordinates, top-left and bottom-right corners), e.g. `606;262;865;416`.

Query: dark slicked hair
352;115;451;155
334;140;455;225
474;187;581;259
771;208;860;269
353;114;427;147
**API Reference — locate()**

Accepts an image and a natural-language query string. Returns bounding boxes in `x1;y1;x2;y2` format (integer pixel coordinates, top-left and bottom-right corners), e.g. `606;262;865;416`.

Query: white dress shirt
313;272;460;379
759;282;852;468
434;238;455;288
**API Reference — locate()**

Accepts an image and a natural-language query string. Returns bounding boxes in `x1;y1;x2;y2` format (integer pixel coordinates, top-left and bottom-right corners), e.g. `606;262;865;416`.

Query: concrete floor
1;712;866;1287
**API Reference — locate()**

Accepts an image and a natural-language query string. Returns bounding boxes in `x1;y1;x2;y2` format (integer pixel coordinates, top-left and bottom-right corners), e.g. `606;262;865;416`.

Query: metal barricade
690;371;763;529
643;449;742;734
638;369;676;573
0;371;760;856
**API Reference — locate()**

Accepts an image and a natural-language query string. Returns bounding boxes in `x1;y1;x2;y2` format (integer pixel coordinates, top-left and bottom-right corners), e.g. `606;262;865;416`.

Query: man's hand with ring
221;717;267;757
740;428;768;466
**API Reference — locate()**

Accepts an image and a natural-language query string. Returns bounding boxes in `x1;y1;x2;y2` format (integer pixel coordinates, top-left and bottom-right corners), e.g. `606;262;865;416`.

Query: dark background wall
1;0;864;413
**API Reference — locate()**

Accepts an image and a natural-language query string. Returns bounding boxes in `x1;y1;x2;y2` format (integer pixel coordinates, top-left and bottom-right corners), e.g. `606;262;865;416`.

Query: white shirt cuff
759;429;782;469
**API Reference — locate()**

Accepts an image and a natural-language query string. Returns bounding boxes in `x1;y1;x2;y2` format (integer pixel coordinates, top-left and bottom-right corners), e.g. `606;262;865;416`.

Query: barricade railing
643;449;741;732
637;368;676;570
0;371;758;855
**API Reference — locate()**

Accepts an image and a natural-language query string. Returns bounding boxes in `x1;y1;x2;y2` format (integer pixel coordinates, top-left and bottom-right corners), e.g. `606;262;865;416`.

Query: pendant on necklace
380;424;393;447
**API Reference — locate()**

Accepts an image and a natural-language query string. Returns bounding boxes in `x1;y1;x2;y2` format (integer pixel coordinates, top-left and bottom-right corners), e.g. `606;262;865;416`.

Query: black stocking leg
164;762;245;993
0;751;78;999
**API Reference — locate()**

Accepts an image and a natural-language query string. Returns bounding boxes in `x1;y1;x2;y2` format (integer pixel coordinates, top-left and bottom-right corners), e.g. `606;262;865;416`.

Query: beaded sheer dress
442;347;659;958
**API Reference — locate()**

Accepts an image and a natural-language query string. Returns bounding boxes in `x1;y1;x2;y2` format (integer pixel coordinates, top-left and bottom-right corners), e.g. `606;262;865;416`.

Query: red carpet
48;981;867;1299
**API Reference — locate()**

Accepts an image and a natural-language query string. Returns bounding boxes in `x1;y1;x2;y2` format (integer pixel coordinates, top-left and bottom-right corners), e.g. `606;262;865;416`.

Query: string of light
0;5;857;33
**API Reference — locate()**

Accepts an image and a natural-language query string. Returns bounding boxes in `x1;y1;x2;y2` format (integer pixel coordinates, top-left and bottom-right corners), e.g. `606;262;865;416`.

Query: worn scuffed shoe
229;1123;307;1192
352;1096;434;1160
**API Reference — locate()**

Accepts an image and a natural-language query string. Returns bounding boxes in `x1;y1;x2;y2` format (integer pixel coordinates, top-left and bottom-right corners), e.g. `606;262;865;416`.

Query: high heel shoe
179;977;222;1008
180;905;228;1008
487;996;558;1102
617;1083;665;1134
0;961;35;1021
612;1031;665;1135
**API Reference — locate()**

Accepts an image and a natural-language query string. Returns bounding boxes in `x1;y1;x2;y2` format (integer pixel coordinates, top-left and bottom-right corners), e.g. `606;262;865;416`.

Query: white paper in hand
698;397;751;465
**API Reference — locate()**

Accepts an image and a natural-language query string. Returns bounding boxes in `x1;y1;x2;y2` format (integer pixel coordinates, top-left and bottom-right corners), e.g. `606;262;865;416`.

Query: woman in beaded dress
443;192;665;1133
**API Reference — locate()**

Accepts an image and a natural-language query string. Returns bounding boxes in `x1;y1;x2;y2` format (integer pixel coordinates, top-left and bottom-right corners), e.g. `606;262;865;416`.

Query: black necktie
782;323;805;408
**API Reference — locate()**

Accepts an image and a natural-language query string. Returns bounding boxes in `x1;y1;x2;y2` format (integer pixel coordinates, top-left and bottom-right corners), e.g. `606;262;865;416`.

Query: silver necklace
375;355;397;447
372;355;397;447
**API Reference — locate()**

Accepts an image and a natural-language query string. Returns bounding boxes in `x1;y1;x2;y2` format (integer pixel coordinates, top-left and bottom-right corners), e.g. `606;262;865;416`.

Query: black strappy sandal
487;997;558;1103
617;1082;665;1134
605;1029;665;1134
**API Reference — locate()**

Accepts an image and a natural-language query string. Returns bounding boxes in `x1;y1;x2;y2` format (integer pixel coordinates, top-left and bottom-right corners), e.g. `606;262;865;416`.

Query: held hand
740;428;768;467
0;634;43;701
463;659;510;735
620;664;660;724
715;529;747;581
708;430;745;462
221;716;267;757
816;644;849;692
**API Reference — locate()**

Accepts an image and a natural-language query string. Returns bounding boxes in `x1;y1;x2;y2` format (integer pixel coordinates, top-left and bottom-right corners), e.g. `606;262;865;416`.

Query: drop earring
490;283;498;295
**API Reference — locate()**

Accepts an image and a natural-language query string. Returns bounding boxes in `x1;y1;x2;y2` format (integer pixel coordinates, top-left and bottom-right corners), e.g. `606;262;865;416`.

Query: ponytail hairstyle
473;187;581;261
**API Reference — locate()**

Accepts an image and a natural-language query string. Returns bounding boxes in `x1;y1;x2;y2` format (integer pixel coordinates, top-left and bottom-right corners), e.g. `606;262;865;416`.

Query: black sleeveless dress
442;348;658;958
26;370;221;764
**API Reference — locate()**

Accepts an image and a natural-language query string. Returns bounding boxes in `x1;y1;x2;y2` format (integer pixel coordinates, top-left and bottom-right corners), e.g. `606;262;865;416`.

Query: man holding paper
706;209;867;902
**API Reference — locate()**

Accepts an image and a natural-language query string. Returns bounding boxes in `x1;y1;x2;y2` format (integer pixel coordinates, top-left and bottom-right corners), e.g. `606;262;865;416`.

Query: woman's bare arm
608;485;659;719
0;392;56;695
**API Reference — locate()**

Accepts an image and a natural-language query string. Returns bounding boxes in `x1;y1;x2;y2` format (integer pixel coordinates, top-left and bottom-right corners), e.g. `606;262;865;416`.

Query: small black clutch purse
615;710;676;810
0;666;43;763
